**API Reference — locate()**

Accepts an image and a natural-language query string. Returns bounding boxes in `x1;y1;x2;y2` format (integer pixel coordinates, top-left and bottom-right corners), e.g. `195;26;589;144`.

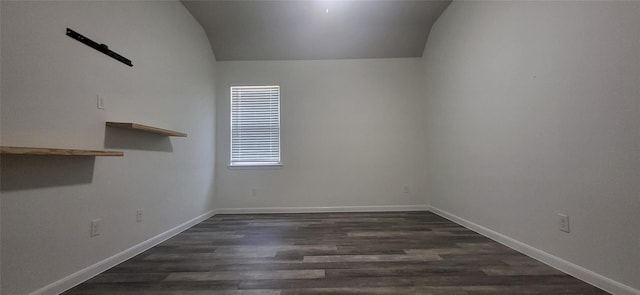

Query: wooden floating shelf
0;146;124;157
106;122;187;137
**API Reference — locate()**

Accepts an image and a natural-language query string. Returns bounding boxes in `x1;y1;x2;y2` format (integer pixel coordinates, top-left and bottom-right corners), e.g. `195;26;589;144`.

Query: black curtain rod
66;28;133;67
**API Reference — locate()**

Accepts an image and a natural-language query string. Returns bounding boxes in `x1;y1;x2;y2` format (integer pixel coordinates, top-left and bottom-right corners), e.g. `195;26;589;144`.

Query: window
230;85;281;166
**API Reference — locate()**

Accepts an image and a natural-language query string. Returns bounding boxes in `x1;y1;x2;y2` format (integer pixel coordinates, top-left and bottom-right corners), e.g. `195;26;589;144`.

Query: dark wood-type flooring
64;211;608;295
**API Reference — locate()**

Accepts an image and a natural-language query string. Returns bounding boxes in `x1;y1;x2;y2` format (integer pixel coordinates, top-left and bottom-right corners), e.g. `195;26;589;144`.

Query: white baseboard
30;210;216;295
428;206;639;295
215;205;429;214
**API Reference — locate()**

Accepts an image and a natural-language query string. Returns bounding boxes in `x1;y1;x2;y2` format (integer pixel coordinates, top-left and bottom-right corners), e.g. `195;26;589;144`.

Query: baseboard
30;210;216;295
428;206;639;295
215;204;429;214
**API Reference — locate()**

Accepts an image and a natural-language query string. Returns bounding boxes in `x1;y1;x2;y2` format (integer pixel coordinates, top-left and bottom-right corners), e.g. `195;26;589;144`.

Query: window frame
228;85;282;168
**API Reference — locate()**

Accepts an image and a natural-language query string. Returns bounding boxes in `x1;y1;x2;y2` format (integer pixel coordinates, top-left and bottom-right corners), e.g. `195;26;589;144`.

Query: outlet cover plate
97;95;105;110
90;218;101;237
558;214;570;233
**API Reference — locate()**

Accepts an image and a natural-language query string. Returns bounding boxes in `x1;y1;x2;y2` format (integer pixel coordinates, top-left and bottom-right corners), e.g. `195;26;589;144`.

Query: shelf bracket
66;28;133;67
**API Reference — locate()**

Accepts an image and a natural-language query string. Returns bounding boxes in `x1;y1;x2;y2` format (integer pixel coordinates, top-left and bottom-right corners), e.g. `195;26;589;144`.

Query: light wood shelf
0;146;124;157
106;122;187;137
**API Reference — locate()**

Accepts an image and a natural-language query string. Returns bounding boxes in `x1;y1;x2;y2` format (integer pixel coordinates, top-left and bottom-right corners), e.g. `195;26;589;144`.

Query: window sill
227;163;283;169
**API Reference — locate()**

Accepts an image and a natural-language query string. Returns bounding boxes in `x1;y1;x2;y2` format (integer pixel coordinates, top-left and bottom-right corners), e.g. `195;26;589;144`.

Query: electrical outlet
558;214;570;233
403;185;409;194
97;95;105;110
90;218;101;237
251;188;257;196
136;209;143;222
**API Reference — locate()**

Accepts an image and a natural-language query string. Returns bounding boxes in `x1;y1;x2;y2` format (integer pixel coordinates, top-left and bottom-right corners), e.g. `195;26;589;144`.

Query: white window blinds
230;85;281;166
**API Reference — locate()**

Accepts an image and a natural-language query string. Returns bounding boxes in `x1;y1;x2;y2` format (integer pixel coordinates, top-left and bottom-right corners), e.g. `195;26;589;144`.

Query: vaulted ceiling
181;0;452;61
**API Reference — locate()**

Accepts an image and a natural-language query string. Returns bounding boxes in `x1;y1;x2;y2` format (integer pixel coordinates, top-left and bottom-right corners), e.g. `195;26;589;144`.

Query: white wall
423;1;640;293
215;59;427;211
0;1;216;294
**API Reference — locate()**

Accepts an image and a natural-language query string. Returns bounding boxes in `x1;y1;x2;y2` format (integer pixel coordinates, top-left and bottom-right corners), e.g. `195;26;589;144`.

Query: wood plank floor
64;212;608;295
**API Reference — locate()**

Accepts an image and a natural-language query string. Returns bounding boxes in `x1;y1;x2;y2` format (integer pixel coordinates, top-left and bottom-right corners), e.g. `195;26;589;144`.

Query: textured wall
1;1;217;293
215;59;428;211
422;1;640;292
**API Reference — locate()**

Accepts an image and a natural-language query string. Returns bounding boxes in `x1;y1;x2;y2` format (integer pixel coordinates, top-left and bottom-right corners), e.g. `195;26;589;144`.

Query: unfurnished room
0;0;639;294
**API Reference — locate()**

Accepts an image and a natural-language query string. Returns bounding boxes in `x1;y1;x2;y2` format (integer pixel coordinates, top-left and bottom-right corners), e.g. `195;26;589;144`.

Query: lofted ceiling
181;0;452;61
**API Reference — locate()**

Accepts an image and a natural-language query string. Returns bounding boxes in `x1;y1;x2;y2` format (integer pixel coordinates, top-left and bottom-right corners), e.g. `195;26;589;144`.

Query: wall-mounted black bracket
66;28;133;67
